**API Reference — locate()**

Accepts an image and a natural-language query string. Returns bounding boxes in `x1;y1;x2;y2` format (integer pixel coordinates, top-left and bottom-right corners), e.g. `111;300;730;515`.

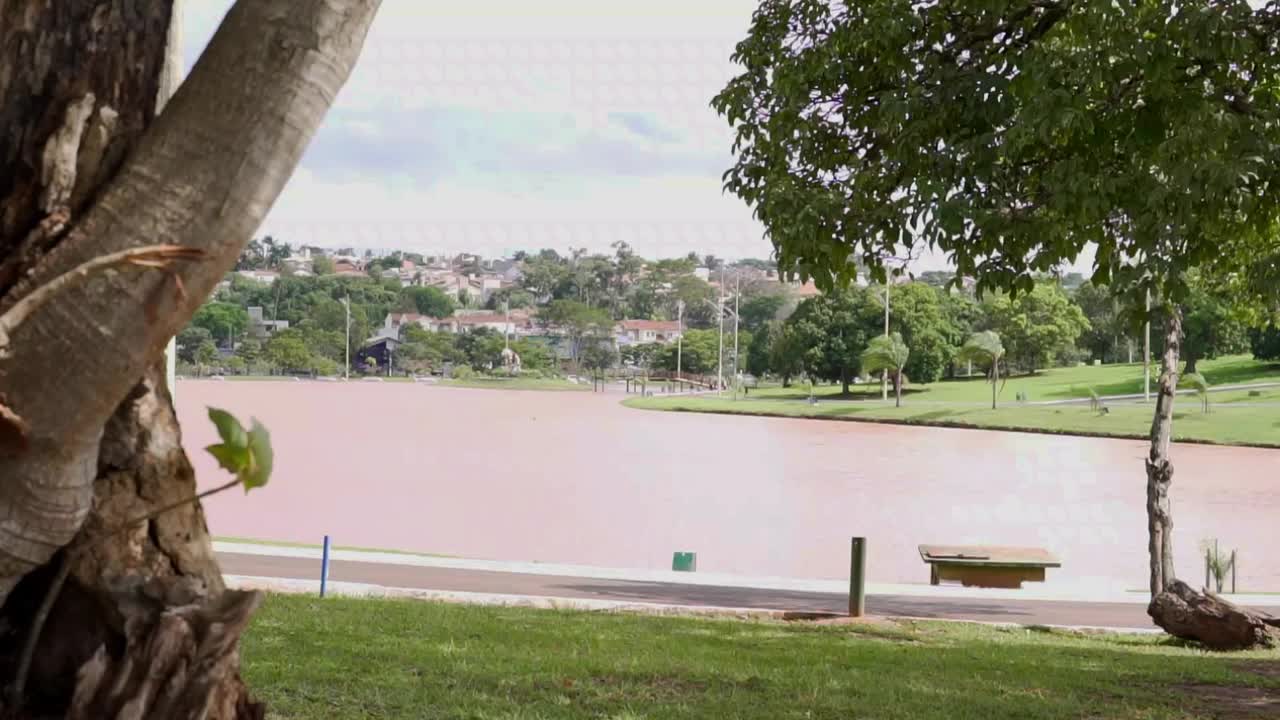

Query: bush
451;365;476;380
520;369;545;379
1251;326;1280;361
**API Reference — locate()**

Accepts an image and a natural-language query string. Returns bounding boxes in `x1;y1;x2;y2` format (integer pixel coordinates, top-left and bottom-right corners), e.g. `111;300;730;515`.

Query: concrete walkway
215;544;1279;632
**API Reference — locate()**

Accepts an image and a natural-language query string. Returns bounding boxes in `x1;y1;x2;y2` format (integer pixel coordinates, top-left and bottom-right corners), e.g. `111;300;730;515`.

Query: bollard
320;535;331;598
849;537;866;617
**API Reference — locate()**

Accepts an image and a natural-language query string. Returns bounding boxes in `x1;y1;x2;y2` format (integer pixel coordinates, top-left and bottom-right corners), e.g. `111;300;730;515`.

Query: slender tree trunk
894;369;902;407
1183;351;1199;376
841;367;850;396
991;360;999;410
1146;306;1180;597
0;0;379;715
1147;306;1280;648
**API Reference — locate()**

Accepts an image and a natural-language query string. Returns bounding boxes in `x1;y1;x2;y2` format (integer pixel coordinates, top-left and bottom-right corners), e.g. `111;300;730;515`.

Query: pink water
177;380;1280;590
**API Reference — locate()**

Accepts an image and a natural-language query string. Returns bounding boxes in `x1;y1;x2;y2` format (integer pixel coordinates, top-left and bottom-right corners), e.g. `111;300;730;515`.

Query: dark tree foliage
713;0;1280;303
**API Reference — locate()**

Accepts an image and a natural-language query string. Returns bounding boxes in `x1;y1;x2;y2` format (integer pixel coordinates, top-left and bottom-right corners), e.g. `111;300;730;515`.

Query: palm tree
957;331;1006;409
1184;371;1211;413
862;333;910;407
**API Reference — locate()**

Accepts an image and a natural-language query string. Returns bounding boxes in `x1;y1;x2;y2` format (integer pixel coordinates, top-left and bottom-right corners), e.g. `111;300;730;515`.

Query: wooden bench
918;545;1061;589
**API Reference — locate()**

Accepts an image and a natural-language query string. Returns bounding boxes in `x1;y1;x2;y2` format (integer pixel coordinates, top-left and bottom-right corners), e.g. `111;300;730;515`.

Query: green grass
245;594;1280;719
628;356;1280;447
439;376;590;392
743;355;1280;404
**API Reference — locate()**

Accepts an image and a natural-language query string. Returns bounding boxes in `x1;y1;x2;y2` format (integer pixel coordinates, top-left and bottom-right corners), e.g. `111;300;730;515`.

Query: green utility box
672;552;697;572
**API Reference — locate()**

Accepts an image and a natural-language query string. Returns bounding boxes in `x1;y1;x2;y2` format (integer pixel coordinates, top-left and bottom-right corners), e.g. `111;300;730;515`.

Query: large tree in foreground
0;0;379;715
714;0;1280;647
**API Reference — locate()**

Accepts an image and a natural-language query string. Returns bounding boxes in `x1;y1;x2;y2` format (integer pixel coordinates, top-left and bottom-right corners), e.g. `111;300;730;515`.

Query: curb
225;574;1163;635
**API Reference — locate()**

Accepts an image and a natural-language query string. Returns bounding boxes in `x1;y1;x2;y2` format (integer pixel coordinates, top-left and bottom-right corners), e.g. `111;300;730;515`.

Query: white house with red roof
614;319;683;346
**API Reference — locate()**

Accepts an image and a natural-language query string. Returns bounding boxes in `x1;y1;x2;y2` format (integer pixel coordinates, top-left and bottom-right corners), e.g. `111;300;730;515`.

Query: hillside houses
384;311;536;338
381;311;684;351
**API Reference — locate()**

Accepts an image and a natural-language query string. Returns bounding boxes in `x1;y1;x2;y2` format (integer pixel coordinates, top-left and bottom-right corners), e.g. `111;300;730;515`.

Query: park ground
246;594;1280;719
626;355;1280;448
210;374;588;391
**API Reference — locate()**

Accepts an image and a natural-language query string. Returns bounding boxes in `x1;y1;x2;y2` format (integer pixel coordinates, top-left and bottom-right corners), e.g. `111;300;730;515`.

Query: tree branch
0;245;203;359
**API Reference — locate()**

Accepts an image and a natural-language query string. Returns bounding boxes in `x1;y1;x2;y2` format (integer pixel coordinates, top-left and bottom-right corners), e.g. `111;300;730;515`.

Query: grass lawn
245;595;1280;719
743;355;1280;404
627;356;1280;447
439;376;590;392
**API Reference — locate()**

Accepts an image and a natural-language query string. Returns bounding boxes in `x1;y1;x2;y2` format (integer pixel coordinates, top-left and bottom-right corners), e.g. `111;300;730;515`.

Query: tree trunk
1183;352;1199;376
841;367;850;396
894;369;902;408
991;360;999;409
1141;305;1277;649
1148;581;1280;651
0;0;379;715
1146;306;1180;598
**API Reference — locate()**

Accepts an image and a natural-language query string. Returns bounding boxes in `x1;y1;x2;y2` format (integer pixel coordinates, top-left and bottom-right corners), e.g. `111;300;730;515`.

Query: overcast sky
182;1;1092;273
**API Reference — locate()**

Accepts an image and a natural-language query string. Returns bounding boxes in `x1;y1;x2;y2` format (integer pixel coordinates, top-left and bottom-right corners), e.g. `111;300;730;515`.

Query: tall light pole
732;272;741;400
881;282;890;401
676;300;684;381
343;294;351;380
1143;289;1151;402
717;266;725;396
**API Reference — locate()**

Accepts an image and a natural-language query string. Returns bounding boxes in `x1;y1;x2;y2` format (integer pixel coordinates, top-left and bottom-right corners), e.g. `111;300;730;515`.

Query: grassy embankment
438;376;590;391
191;375;586;390
245;594;1280;719
626;355;1280;447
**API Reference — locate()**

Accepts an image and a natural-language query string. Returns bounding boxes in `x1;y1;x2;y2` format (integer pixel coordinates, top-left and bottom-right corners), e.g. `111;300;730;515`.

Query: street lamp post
676;300;684;382
717;267;725;396
342;294;350;380
733;272;740;400
881;283;890;401
1143;289;1151;402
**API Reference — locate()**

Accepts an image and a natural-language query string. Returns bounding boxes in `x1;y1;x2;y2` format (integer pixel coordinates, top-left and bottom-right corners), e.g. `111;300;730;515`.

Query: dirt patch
1176;683;1280;719
780;611;898;628
1232;660;1280;680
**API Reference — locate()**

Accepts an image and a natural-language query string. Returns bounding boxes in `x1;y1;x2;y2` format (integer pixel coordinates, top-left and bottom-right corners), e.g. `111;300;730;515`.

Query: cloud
179;0;1095;274
608;112;681;143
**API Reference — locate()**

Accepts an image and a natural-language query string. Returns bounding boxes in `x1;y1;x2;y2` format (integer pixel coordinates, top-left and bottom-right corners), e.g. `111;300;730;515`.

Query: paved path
219;551;1190;630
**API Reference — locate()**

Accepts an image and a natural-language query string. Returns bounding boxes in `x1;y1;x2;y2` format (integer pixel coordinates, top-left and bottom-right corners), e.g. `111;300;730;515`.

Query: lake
177;380;1279;590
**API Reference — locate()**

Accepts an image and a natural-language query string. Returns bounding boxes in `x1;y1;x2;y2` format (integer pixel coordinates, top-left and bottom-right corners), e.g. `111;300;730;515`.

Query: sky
181;1;1092;273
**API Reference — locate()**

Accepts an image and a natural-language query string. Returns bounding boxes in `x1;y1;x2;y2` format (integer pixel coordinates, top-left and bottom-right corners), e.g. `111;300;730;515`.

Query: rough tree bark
0;0;379;716
1149;580;1280;652
1145;306;1180;598
1144;304;1279;649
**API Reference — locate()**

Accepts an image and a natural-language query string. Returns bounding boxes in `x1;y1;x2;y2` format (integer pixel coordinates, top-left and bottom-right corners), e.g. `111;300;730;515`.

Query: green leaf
242;418;274;492
207;407;247;448
206;443;249;474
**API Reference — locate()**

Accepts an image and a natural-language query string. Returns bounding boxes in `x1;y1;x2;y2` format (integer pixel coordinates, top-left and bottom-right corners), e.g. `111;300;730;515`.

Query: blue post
320;535;331;598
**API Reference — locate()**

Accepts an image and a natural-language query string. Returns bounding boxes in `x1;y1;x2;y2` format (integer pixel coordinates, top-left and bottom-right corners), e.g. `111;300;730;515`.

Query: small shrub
451;366;476;380
1249;390;1262;398
1201;538;1235;593
521;369;545;380
1087;387;1107;415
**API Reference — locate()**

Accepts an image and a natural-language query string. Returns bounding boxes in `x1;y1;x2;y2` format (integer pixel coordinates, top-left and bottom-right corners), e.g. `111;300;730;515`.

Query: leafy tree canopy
985;284;1090;372
713;0;1280;304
